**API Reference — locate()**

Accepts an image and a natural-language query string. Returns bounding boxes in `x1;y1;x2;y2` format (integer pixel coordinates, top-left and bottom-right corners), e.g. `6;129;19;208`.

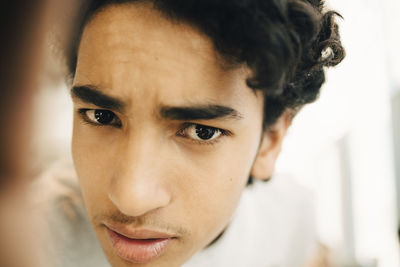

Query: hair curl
66;0;345;129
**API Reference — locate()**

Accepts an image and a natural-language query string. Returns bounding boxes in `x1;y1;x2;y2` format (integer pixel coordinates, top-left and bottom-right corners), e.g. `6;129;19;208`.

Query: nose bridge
108;129;171;217
125;129;158;173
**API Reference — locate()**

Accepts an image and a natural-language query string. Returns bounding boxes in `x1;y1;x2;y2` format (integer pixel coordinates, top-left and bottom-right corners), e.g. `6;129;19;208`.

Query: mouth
105;225;176;264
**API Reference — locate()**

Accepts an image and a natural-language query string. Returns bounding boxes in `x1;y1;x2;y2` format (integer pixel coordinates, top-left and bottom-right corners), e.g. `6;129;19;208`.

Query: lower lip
107;229;172;263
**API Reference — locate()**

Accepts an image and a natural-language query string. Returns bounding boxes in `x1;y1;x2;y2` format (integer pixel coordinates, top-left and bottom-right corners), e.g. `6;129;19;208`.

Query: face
71;3;272;267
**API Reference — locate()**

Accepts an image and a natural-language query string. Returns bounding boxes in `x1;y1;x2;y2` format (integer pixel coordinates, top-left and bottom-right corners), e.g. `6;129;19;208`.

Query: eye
178;124;224;142
79;109;121;127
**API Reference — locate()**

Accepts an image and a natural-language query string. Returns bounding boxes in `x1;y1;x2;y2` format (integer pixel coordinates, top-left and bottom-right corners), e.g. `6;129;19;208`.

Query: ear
250;110;292;181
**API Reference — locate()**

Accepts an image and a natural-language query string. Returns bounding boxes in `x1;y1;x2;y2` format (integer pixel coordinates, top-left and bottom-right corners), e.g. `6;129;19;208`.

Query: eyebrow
160;105;242;121
71;85;242;121
71;85;125;111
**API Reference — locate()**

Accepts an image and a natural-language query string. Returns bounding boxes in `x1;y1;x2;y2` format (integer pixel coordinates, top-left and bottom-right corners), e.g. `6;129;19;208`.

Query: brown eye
81;109;121;126
195;125;219;140
94;110;115;124
186;124;222;141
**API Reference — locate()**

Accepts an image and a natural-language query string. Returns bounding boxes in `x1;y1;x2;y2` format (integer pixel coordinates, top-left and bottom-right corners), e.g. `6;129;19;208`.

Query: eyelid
176;123;231;145
77;108;122;127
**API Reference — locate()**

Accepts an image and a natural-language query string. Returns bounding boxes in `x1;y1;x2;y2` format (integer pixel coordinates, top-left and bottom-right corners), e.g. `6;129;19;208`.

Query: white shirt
33;161;316;267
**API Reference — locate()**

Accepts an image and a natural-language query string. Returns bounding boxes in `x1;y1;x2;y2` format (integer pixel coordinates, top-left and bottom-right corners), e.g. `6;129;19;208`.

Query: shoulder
245;173;315;217
186;174;317;267
241;174;317;266
32;160;84;219
31;160;109;267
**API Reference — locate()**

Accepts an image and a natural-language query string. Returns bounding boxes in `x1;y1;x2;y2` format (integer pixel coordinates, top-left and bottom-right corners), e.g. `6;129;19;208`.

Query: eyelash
78;108;122;127
77;108;230;145
177;123;231;146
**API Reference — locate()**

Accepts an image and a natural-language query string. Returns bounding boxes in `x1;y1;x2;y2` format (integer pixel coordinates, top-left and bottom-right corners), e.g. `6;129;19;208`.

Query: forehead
74;2;253;109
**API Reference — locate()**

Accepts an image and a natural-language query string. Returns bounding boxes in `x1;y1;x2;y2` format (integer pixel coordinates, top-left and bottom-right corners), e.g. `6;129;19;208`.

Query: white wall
276;0;400;266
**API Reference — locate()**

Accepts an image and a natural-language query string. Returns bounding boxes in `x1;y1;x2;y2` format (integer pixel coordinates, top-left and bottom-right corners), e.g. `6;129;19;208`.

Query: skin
71;2;290;267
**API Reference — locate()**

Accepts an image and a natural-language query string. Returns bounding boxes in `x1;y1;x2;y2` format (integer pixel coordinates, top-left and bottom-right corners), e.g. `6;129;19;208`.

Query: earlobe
250;110;292;181
250;133;280;181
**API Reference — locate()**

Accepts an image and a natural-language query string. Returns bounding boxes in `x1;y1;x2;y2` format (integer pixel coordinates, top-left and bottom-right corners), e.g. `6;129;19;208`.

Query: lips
105;225;175;264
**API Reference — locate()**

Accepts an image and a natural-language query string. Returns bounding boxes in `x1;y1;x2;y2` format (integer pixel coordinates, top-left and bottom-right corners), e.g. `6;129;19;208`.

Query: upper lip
104;223;176;239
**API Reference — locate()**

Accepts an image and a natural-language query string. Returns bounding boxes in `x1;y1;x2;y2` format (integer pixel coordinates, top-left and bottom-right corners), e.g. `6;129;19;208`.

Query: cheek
175;130;261;245
71;119;117;210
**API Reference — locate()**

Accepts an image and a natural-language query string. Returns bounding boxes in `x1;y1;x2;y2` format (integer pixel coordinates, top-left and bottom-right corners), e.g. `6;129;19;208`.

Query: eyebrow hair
160;105;242;121
72;85;242;121
71;85;125;111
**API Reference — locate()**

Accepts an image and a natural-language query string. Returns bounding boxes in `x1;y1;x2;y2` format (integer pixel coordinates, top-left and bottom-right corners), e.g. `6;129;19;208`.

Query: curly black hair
66;0;345;129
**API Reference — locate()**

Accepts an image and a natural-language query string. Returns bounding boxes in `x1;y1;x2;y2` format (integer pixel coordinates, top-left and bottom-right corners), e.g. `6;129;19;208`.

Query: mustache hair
93;210;189;236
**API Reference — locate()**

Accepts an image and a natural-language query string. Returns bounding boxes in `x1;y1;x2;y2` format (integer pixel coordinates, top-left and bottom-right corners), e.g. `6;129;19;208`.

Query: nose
108;134;171;217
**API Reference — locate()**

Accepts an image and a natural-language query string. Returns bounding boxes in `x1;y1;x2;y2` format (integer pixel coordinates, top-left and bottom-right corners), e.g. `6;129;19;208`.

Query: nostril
107;183;171;218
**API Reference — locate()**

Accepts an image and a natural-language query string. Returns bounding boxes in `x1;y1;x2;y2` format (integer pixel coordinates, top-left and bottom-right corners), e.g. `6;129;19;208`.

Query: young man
37;0;344;266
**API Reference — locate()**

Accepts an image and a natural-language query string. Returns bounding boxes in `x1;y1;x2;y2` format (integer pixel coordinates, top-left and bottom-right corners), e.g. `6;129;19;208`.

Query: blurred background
30;0;400;266
278;0;400;266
